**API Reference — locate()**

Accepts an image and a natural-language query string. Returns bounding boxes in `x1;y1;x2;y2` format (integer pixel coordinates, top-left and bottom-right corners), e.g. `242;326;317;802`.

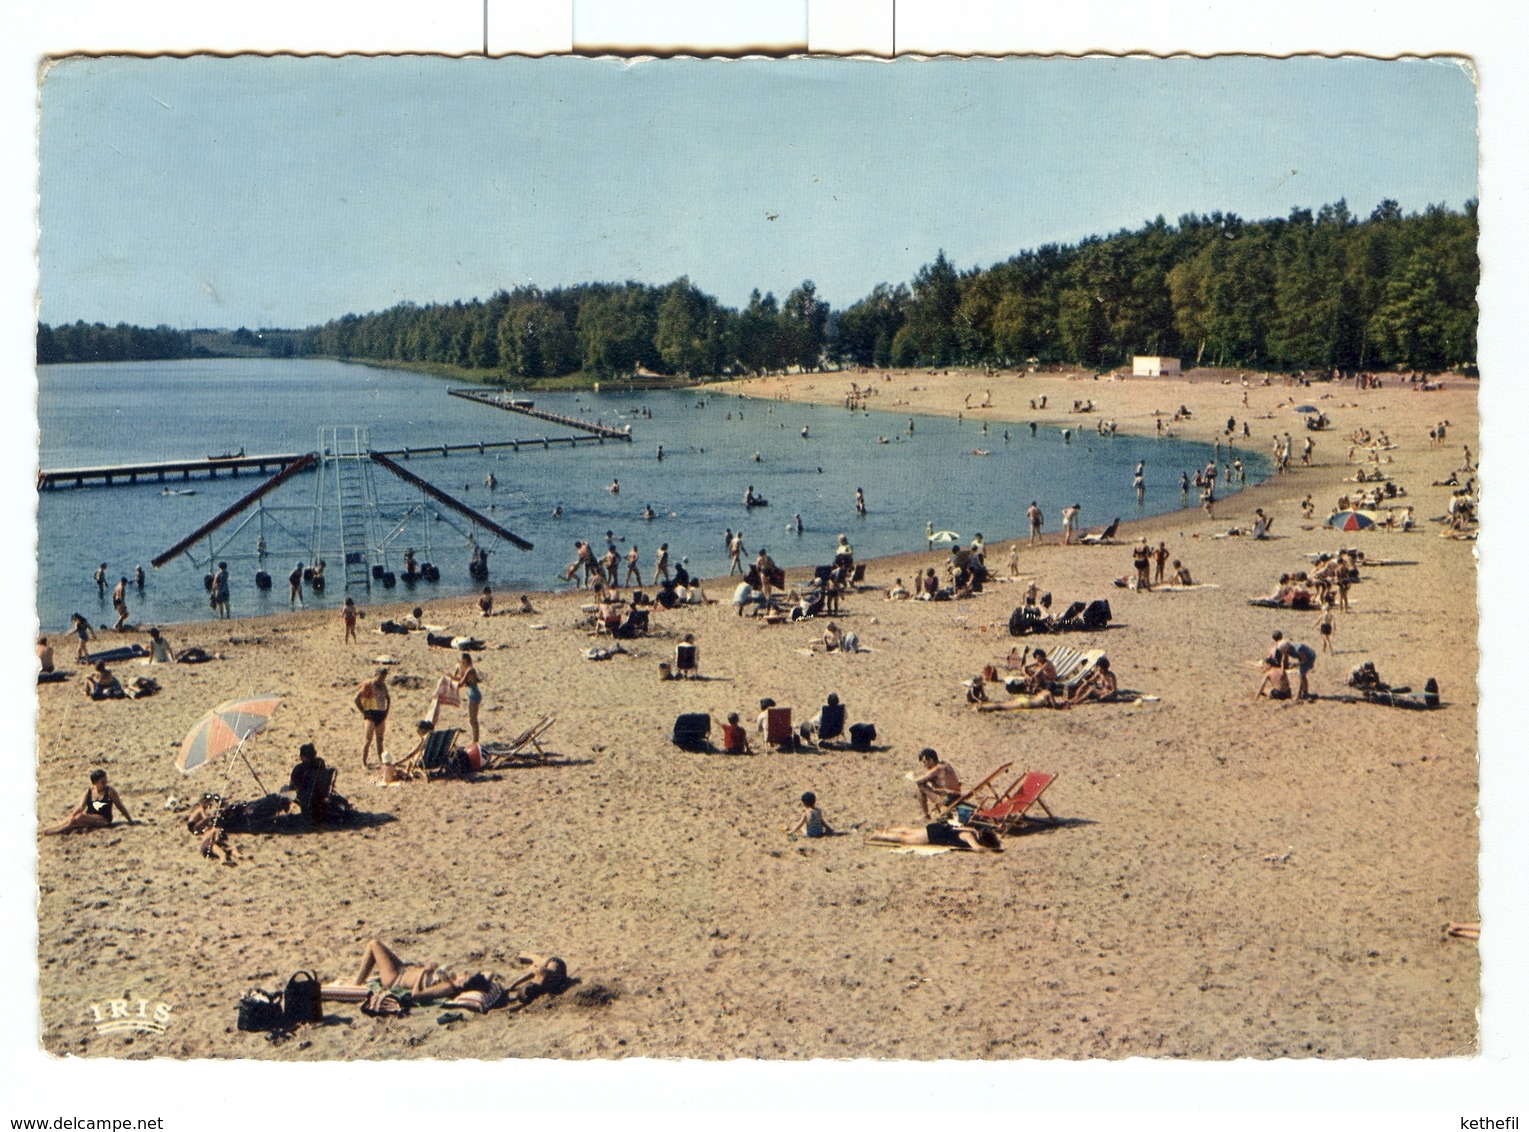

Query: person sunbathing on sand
347;938;469;1001
977;688;1063;711
504;953;570;1009
912;749;961;818
1256;658;1292;701
869;822;1001;852
1066;657;1119;705
83;662;125;700
42;768;134;835
1019;648;1058;693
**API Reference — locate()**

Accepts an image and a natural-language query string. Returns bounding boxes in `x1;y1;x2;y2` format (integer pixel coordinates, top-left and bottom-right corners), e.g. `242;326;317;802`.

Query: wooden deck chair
482;716;556;767
933;761;1015;822
968;771;1057;835
765;705;795;750
675;641;699;678
1059;650;1106;695
412;727;461;780
1045;645;1084;680
851;562;867;588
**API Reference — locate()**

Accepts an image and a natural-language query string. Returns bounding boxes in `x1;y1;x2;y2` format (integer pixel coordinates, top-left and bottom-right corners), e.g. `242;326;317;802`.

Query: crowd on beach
35;363;1477;1052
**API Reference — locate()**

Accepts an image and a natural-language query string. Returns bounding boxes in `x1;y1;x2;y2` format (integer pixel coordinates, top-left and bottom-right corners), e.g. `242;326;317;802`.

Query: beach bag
848;722;877;752
1082;599;1112;630
237;988;285;1033
434;677;460;707
361;989;410;1018
282;971;323;1029
671;712;711;752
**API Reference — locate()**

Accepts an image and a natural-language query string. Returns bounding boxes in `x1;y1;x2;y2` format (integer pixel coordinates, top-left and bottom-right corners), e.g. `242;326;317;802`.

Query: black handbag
282;970;323;1029
237;988;285;1032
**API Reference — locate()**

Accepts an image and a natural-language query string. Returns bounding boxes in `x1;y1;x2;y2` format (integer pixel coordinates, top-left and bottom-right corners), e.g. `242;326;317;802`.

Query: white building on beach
1132;355;1181;377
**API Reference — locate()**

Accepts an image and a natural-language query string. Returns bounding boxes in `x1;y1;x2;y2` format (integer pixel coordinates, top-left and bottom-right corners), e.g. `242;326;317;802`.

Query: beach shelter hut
1132;356;1181;378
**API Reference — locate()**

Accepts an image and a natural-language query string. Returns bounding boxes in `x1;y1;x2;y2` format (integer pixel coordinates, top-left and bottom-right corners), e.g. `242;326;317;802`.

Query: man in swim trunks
354;667;391;768
912;748;962;819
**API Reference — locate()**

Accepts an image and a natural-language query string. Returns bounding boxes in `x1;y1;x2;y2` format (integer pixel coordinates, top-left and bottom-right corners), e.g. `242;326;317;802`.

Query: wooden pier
447;388;634;441
373;434;618;459
38;452;311;490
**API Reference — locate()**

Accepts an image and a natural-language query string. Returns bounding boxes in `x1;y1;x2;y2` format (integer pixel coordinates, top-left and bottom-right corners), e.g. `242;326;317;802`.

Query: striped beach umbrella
177;695;281;775
1326;510;1377;532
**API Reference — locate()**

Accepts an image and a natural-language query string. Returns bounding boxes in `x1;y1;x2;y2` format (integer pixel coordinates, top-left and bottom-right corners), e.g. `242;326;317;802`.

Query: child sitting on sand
720;712;750;754
786;792;832;838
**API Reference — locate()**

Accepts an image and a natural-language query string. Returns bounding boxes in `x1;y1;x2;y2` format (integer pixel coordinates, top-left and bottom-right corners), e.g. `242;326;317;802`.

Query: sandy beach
34;367;1479;1061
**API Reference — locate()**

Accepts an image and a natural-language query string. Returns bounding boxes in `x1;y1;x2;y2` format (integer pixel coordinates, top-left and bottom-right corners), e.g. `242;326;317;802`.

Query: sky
38;53;1478;330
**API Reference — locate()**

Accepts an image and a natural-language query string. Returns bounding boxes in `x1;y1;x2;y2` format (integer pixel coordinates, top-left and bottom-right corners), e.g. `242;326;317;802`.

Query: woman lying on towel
869;822;1002;852
976;688;1064;711
345;938;470;1001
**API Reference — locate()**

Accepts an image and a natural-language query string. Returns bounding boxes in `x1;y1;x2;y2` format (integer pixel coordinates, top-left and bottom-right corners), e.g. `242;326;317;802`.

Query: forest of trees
41;199;1478;378
36;323;314;365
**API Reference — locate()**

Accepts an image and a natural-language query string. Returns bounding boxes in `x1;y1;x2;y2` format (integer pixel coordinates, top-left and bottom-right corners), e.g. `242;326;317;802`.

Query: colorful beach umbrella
928;530;961;544
177;695;281;775
1326;510;1377;532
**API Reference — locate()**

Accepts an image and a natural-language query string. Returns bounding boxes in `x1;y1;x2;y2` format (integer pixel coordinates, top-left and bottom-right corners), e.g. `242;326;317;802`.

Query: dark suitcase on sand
671;712;712;752
848;722;877;752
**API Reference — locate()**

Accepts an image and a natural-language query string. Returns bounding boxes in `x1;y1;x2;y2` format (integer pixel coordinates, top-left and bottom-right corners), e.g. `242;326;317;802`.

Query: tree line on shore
39;198;1477;377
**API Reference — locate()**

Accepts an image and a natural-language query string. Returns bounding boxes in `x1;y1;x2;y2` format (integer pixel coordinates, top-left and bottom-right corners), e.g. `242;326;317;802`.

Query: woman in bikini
348;939;467;1001
43;769;134;835
452;651;483;744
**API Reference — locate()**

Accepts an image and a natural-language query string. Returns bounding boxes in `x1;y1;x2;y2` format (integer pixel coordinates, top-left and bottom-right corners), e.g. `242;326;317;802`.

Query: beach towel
434;677;460;707
889;845;952;856
87;644;150;665
443;979;505;1014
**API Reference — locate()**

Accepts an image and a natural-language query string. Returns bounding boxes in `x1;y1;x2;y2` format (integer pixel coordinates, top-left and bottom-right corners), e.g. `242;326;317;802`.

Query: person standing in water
110;577;130;630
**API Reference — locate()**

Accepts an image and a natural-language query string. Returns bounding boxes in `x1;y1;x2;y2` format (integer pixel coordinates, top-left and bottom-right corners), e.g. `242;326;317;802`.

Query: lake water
36;359;1266;631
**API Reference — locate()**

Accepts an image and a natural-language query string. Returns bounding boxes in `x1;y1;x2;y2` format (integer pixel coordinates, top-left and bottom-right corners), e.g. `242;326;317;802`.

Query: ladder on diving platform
314;426;380;591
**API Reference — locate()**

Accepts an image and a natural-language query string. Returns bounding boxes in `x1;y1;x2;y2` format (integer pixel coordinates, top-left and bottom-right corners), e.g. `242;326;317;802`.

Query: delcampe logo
86;995;174;1036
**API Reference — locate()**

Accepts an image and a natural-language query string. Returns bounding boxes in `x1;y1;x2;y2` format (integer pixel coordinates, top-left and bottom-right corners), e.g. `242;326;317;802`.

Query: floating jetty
373;435;616;459
38;452;310;490
447;388;634;441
